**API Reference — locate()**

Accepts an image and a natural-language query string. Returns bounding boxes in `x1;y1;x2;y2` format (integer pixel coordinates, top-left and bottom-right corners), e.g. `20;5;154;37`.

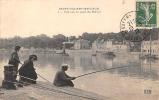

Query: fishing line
17;75;36;82
35;65;131;100
37;73;52;83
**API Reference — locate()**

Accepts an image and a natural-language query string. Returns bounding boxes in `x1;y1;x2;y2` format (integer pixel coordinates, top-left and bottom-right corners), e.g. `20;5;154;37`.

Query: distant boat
62;53;69;56
92;53;97;56
55;42;69;56
92;50;97;56
102;52;116;58
55;52;69;56
139;54;158;60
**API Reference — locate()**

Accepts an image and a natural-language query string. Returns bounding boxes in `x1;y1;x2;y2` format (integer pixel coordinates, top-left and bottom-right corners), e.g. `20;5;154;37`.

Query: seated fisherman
18;55;38;84
53;64;76;87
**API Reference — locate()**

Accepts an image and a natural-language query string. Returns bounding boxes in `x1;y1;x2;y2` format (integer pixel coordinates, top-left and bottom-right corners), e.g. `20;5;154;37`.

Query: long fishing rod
35;66;129;82
17;63;128;99
76;66;129;78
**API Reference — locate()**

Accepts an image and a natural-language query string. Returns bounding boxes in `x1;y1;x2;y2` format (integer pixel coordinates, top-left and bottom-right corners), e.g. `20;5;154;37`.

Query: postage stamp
136;1;157;27
120;0;157;42
120;11;152;42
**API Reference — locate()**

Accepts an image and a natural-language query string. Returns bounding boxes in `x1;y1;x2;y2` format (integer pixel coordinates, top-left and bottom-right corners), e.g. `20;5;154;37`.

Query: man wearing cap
8;46;21;81
18;55;38;84
53;64;76;87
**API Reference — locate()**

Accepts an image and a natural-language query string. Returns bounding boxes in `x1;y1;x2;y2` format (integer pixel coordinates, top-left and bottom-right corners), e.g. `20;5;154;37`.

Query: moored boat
139;54;158;60
92;54;97;56
102;52;116;58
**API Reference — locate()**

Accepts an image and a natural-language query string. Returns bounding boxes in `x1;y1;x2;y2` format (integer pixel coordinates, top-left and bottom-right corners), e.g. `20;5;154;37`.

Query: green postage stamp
136;1;157;27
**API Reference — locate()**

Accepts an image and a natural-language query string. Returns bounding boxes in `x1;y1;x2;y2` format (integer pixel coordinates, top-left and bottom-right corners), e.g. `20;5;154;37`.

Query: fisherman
18;55;38;84
8;46;21;82
53;64;76;87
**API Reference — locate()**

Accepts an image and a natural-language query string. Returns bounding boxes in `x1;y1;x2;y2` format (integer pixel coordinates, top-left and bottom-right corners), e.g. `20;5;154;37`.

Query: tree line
0;28;158;49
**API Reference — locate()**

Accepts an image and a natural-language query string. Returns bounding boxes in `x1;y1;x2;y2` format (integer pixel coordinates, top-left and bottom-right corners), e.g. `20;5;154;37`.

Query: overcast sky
0;0;158;38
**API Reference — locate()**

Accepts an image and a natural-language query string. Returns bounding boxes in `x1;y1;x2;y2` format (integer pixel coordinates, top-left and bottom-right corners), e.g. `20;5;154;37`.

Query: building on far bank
141;39;159;56
92;39;128;52
92;38;104;51
74;39;90;50
113;41;128;52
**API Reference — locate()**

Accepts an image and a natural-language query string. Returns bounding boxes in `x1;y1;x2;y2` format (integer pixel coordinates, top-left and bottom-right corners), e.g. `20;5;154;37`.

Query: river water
0;50;159;100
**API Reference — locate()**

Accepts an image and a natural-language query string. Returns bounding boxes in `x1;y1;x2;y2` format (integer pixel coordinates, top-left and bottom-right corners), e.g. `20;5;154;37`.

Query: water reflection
0;51;159;81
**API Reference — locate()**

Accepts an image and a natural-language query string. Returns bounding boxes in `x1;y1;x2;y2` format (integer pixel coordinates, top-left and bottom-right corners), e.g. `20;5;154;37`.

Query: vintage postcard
0;0;159;100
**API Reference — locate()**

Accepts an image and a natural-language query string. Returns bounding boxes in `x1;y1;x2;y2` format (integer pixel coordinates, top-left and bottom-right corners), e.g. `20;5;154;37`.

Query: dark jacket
19;59;37;84
53;70;74;87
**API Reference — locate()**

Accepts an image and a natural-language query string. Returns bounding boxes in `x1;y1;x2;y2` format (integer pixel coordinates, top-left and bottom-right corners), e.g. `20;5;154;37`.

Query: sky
0;0;158;38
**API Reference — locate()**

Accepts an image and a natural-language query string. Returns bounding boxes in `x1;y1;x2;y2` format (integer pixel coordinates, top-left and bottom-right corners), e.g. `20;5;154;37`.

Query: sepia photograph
0;0;159;100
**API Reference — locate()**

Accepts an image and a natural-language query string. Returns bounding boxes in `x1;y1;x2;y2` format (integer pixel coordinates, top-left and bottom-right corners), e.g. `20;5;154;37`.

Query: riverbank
0;78;112;100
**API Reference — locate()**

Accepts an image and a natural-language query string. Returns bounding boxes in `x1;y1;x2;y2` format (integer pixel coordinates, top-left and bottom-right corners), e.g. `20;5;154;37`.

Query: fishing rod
18;63;52;84
34;65;129;81
76;66;129;78
17;63;128;99
17;74;36;82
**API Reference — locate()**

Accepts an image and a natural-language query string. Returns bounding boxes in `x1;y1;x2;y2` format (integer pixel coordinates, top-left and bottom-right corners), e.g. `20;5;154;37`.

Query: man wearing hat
8;46;21;81
18;55;38;84
53;64;76;87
